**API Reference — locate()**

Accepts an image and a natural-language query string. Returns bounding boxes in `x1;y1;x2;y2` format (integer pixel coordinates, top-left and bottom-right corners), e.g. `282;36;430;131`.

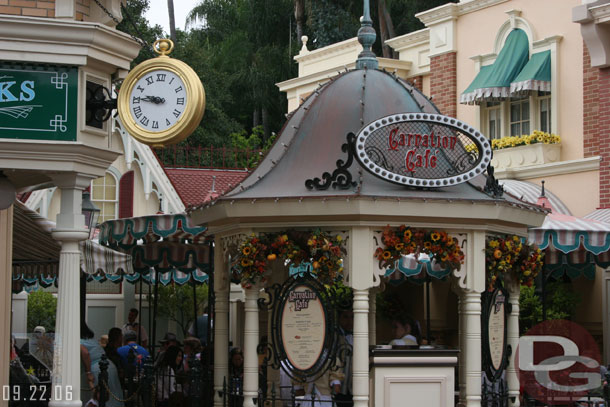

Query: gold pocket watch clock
118;39;205;147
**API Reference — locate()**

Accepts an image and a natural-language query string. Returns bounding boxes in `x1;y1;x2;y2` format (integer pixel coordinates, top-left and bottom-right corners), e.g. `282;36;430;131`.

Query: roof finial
356;0;378;70
540;180;545;197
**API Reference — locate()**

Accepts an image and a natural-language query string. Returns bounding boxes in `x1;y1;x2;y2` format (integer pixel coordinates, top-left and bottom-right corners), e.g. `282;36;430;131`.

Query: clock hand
142;95;166;104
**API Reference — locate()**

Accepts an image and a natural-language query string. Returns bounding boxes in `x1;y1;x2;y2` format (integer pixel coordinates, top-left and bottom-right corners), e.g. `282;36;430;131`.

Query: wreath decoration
233;230;346;287
374;225;464;272
485;235;544;289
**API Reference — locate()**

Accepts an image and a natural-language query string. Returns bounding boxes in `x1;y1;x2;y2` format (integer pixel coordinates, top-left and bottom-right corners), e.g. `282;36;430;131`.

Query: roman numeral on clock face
156;73;166;82
175;86;183;93
177;98;184;105
166;118;171;126
152;121;159;129
145;76;154;85
140;116;149;126
173;109;181;118
133;106;142;119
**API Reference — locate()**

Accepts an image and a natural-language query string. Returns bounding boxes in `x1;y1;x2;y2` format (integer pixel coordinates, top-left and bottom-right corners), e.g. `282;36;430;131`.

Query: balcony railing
154;146;264;170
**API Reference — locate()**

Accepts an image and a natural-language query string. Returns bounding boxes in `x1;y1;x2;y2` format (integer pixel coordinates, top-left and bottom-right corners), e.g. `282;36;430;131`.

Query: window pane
511;102;520;122
540;110;548;132
522;100;530;120
522;121;530;135
511;123;520;137
105;185;116;200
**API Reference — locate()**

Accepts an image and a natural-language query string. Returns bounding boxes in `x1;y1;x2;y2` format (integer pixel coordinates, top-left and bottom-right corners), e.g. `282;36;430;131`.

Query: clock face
129;69;187;132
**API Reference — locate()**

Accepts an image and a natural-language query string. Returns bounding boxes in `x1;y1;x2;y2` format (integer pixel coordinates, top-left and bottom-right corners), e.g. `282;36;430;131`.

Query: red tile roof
164;168;249;208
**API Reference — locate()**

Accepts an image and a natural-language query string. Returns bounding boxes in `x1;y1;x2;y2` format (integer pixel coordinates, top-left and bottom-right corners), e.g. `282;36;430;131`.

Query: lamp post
80;190;100;323
81;191;100;240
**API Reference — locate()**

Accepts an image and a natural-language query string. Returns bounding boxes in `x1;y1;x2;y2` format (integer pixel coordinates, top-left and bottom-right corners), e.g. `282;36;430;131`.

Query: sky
144;0;201;34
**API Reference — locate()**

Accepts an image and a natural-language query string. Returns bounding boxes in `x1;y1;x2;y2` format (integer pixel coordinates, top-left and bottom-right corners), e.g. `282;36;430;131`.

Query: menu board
281;285;326;371
488;291;506;371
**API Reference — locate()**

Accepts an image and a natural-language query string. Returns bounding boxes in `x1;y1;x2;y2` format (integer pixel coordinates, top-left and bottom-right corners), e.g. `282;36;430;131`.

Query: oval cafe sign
354;113;492;187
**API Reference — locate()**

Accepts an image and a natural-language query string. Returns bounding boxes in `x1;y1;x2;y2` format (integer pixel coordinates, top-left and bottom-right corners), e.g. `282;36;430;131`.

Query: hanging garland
374;225;464;272
233;230;346;287
485;235;544;289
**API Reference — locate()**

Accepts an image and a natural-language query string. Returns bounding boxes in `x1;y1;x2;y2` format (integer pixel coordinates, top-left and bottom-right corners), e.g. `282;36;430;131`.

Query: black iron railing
153;145;263;170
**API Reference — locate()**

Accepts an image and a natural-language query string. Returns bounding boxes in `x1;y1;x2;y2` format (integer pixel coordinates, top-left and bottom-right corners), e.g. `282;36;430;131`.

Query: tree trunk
378;0;396;58
262;107;270;141
167;0;177;42
253;108;260;129
294;0;305;40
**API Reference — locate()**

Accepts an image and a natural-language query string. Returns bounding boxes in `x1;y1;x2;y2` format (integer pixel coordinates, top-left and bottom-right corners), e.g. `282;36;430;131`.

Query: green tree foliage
153;283;209;338
116;0;164;66
519;280;581;334
27;291;57;333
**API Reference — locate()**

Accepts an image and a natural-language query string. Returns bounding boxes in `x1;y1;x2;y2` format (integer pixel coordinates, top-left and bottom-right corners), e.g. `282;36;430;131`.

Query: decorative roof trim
416;0;509;26
495;156;600;180
294;37;361;64
115;118;185;213
590;3;610;23
385;29;430;52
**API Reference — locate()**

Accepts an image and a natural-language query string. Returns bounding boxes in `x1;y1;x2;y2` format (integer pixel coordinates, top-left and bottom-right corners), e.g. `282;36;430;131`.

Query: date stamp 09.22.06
2;385;73;402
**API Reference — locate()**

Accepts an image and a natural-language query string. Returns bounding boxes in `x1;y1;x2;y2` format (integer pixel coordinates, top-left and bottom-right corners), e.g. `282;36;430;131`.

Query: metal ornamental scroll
259;275;342;383
354;113;492;187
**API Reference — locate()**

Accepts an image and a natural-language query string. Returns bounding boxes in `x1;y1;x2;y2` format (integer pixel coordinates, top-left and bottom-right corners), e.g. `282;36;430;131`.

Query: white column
352;288;369;407
368;289;377;346
0;206;13;407
458;295;466;403
507;284;521;406
214;250;229;407
243;286;259;407
50;179;89;407
462;291;482;407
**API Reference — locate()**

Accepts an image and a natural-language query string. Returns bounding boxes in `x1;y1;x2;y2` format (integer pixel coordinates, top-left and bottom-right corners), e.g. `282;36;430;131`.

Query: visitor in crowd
155;345;184;407
122;308;148;348
99;335;109;348
389;314;420;346
80;322;124;407
188;307;211;347
294;363;343;407
182;336;202;372
155;332;181;368
229;347;244;407
105;327;124;384
117;330;150;371
336;309;353;407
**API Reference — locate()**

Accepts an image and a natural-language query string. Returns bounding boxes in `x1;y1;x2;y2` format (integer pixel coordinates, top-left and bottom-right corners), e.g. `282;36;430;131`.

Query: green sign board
0;63;78;141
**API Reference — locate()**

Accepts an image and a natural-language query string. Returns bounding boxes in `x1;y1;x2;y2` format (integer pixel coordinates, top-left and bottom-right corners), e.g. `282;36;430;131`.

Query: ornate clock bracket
305;132;359;190
86;84;117;125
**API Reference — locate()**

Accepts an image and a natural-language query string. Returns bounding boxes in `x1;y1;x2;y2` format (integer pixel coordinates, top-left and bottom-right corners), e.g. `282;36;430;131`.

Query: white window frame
91;168;120;224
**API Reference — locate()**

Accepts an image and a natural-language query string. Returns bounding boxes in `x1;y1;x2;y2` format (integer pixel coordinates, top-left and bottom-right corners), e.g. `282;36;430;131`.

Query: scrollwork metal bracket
305;133;358;190
484;165;504;198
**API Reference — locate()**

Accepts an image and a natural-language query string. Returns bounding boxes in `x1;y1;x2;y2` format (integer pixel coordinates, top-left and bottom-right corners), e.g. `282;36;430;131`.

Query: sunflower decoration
374;225;464;271
234;234;269;288
269;233;305;264
485;235;544;289
307;230;346;285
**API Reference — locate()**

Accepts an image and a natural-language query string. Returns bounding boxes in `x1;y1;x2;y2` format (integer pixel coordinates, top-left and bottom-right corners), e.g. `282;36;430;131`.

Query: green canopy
460;65;492;105
510;50;551;95
460;29;530;104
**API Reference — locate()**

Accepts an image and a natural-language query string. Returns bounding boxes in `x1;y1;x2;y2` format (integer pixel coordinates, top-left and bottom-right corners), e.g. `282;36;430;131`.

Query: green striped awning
510;50;551;95
460;29;530;105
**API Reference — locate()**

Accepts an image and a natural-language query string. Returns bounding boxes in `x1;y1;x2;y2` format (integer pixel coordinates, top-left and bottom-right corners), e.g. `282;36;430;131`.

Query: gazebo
187;3;547;407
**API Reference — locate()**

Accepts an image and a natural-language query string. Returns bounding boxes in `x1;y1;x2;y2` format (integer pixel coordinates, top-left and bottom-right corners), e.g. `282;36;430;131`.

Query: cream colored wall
455;0;583;161
526;170;599;217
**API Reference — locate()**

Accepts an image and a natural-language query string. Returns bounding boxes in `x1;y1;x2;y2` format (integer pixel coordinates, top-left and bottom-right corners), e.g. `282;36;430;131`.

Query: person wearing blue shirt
117;330;150;370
